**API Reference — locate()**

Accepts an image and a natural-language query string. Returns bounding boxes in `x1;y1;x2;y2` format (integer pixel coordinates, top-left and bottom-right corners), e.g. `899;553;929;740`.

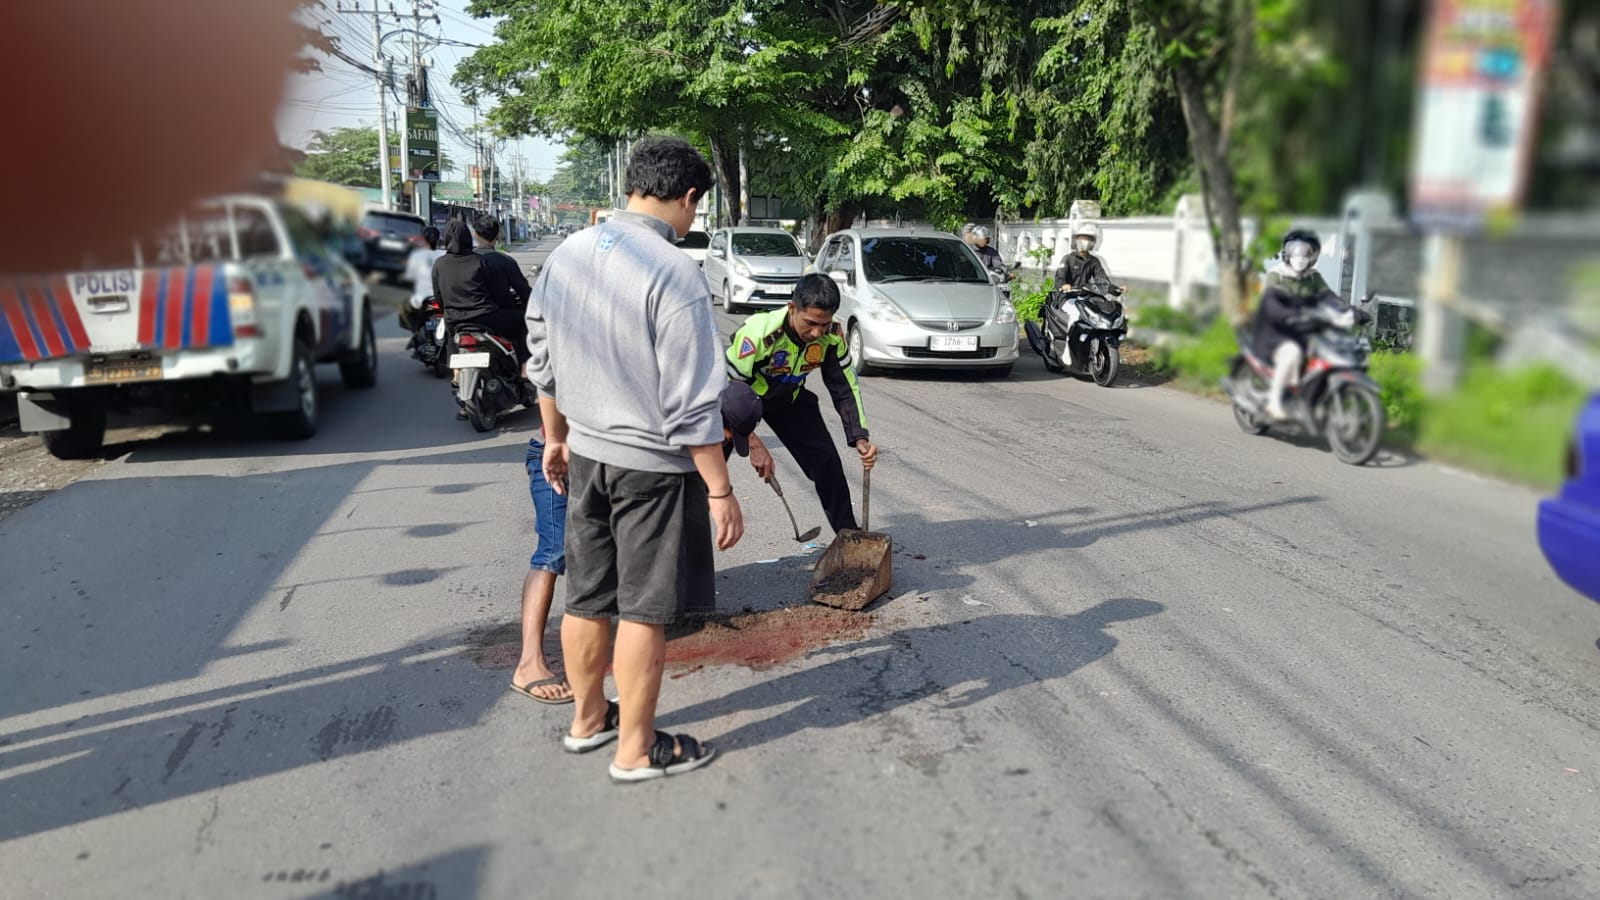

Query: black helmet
1281;229;1321;254
1280;229;1321;275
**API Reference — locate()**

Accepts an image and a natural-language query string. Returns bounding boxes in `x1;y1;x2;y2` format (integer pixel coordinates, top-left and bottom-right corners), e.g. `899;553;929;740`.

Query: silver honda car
813;227;1019;377
704;227;808;314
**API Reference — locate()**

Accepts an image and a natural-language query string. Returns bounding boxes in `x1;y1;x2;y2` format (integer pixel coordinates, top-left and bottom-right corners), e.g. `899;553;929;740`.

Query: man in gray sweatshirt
526;136;742;783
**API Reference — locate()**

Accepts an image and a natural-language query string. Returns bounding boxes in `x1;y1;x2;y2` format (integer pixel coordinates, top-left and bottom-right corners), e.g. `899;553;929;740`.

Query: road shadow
1246;425;1421;470
708;495;1321;614
0;442;531;723
0;628;502;843
659;600;1165;752
294;843;490;899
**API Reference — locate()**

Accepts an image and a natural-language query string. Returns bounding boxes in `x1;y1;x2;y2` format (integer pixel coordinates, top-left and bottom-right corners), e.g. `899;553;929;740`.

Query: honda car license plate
928;335;978;352
450;352;490;368
84;356;163;384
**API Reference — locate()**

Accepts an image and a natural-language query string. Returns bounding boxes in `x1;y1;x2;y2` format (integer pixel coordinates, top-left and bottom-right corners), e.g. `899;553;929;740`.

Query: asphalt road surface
2;237;1595;899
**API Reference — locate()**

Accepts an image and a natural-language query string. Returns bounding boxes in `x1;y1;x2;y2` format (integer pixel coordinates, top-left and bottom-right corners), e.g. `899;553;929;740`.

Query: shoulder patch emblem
737;336;758;359
803;343;825;365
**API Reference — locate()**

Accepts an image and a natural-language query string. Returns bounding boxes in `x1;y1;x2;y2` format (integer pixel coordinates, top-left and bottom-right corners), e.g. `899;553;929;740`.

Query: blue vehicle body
1538;396;1600;603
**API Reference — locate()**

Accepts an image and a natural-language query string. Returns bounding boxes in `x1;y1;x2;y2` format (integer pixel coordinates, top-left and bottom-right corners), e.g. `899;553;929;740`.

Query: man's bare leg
511;569;569;701
610;620;667;769
562;613;613;738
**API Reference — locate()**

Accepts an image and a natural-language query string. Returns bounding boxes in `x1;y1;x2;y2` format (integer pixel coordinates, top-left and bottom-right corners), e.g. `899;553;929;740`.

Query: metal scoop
767;472;822;543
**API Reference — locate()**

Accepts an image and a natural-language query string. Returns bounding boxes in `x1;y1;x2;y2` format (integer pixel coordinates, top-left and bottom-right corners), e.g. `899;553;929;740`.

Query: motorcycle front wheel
1091;338;1119;386
1324;382;1385;465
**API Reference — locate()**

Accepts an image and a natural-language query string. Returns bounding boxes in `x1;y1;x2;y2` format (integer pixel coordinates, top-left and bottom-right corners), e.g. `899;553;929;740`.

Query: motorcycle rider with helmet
971;225;1006;276
1250;229;1353;421
1053;223;1125;294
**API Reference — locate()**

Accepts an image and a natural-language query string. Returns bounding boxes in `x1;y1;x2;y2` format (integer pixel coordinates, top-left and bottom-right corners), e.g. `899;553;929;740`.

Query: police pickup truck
0;195;378;458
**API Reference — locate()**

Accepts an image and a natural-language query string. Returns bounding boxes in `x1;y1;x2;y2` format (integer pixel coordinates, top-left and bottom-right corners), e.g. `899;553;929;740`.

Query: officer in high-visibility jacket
722;273;878;534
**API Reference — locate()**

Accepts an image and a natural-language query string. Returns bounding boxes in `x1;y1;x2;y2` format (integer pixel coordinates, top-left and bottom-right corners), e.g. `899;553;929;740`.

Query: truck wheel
340;312;379;389
41;395;106;460
275;338;319;440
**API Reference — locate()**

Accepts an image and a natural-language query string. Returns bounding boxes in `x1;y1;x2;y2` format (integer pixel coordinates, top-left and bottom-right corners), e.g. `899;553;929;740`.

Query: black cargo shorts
562;453;715;624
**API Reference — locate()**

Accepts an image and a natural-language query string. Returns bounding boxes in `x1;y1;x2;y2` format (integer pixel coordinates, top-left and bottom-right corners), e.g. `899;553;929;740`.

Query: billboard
1409;0;1560;229
434;181;474;203
405;107;441;182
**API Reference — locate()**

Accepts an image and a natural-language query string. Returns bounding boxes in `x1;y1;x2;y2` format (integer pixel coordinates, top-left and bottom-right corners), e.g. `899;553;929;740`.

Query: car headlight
733;259;752;277
995;300;1017;326
861;291;910;324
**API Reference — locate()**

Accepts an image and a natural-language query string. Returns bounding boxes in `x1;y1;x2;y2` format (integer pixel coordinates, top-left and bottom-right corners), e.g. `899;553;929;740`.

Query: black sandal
608;731;716;783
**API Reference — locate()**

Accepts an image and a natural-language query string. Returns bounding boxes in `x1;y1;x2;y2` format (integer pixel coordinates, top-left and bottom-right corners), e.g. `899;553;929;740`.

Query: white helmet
1071;222;1100;253
972;225;992;243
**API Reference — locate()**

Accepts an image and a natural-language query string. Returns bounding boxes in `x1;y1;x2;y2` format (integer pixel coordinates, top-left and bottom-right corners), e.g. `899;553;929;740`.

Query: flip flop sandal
608;731;717;783
562;700;622;753
508;675;573;705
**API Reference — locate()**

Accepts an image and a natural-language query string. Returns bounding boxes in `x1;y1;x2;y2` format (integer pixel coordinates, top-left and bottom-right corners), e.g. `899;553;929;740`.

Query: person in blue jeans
509;433;572;704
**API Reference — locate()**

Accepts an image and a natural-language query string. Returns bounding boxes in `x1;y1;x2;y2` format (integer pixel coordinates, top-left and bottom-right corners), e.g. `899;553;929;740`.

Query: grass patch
1416;365;1585;489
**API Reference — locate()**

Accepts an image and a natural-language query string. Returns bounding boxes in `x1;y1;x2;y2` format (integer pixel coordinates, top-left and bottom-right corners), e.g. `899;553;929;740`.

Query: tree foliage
294;126;395;188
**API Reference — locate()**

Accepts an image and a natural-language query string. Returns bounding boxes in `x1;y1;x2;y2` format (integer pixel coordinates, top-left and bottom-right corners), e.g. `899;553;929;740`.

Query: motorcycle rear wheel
1232;402;1268;435
467;389;499;432
1324;382;1385;465
1040;324;1066;373
1229;360;1269;434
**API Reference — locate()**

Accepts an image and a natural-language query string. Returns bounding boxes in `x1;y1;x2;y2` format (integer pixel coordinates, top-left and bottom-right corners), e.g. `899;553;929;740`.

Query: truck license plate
84;356;163;384
928;335;978;352
450;352;490;368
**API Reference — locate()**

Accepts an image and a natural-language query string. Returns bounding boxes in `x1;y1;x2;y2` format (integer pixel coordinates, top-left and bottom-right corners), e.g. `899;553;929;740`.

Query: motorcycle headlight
862;291;910;324
733;259;753;277
1080;307;1110;328
995;300;1017;326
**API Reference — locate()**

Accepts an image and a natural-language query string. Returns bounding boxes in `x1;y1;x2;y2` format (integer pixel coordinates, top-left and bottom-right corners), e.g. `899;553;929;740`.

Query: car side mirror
989;271;1003;285
828;269;853;288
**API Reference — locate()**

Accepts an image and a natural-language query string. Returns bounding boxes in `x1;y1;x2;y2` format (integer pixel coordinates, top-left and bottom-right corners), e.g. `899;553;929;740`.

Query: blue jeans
525;438;568;574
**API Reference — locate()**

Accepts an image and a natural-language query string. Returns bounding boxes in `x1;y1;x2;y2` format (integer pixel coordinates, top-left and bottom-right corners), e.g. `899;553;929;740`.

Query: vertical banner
1409;0;1560;229
406;107;441;182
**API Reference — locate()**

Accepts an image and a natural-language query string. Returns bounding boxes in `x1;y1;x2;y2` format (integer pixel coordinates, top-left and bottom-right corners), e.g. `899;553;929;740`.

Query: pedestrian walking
526;135;742;782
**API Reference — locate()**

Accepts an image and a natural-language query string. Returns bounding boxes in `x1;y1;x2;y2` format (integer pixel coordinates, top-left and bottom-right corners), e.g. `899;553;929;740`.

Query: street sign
1409;0;1560;229
405;107;441;182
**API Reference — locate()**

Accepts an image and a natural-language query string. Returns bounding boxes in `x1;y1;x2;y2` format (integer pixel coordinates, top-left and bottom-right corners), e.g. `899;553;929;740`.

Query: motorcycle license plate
928;335;978;352
450;352;490;368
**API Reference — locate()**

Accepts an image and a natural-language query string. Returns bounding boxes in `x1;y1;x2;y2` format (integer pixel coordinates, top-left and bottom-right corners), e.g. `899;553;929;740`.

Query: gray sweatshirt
525;211;725;474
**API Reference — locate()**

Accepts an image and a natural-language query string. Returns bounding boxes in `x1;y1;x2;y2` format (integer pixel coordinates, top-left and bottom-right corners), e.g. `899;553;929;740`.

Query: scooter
1221;296;1385;466
410;295;449;378
1023;282;1127;386
449;324;535;433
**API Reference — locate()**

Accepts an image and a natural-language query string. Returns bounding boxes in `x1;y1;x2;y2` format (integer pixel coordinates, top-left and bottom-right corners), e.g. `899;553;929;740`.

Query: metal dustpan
809;469;891;611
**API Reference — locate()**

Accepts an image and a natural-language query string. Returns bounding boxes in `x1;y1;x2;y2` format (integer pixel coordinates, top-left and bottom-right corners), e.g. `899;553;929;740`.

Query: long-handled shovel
767;472;822;543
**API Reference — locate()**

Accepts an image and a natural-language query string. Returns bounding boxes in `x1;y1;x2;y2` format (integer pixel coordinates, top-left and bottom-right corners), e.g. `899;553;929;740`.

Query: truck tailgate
0;266;234;365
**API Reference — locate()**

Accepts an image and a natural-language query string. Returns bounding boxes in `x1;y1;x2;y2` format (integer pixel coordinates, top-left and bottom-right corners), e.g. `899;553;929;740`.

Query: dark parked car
357;210;428;279
1539;396;1600;603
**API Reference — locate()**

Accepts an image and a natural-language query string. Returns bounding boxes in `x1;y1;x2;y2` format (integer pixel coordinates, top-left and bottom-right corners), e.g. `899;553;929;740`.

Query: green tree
292;125;452;189
545;138;612;207
294;126;393;188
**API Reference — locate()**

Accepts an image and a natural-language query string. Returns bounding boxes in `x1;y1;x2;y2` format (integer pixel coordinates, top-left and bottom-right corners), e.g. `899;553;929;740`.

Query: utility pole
369;0;392;209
